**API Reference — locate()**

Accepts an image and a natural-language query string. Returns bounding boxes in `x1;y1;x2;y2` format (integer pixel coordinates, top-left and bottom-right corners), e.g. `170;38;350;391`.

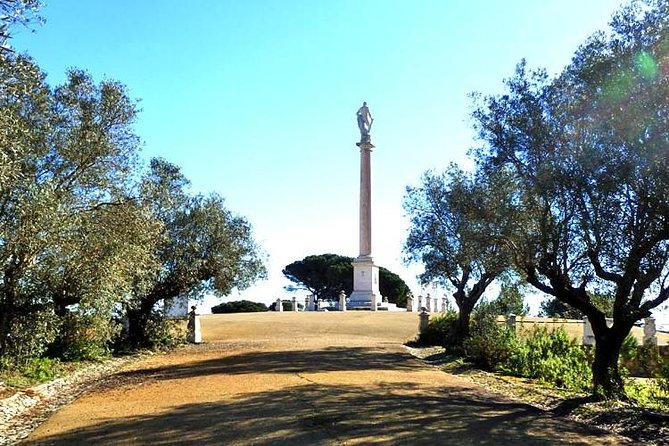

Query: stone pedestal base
347;256;380;310
188;315;201;344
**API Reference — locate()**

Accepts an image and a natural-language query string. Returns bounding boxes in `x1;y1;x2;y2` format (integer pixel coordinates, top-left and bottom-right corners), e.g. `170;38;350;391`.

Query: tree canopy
0;0;43;51
125;158;267;347
471;0;669;398
478;276;529;317
403;165;515;345
282;253;411;306
0;57;151;360
0;51;267;360
211;300;268;314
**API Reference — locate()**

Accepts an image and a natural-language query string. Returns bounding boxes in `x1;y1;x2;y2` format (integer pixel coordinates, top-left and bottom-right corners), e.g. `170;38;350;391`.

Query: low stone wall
500;316;669;346
622;345;669;377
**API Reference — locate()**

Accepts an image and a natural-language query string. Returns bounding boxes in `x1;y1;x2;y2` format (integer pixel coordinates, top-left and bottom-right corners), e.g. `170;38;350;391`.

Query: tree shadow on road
109;346;420;384
25;381;628;446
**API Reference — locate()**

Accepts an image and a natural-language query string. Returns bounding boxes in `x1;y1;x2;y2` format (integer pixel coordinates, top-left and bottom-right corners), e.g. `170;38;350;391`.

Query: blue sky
12;0;628;311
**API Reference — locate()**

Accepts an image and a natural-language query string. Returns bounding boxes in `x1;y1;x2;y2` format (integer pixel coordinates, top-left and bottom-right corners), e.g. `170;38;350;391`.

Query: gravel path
4;313;638;445
0;355;141;445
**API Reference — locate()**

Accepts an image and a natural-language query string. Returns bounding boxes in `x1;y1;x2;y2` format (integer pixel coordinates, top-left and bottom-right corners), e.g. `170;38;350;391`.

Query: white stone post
506;313;516;330
425;293;431;312
193;315;201;343
419;310;430;334
582;316;596;346
187;306;201;344
307;295;315;311
442;297;448;313
406;293;414;312
275;298;283;312
433;296;439;313
339;290;347;312
417;295;423;311
371;293;378;311
292;296;299;312
643;317;658;346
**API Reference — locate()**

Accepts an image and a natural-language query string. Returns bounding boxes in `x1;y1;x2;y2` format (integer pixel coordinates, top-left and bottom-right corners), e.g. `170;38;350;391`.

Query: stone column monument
348;102;381;310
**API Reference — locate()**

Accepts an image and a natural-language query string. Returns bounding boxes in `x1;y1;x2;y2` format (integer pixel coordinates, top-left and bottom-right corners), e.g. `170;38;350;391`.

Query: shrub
0;357;63;388
132;311;187;349
211;300;269;314
463;309;517;370
462;310;591;392
657;355;669;394
22;357;62;383
502;326;591;392
3;310;60;366
636;344;662;377
47;313;115;361
620;334;639;362
413;312;457;347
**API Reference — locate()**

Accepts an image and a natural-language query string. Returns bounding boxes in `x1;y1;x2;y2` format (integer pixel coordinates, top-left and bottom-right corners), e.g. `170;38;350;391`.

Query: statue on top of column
356;102;373;144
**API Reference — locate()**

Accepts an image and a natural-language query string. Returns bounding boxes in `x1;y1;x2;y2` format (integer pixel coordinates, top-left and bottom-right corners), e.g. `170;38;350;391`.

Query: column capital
356;141;375;150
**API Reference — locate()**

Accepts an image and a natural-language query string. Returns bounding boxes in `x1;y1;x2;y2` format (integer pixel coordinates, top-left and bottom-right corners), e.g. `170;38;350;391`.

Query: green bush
461;310;591;392
143;313;187;349
211;300;269;314
636;344;661;377
3;310;60;366
620;334;639;362
463;310;517;370
502;326;591;392
0;357;64;388
413;312;457;347
657;355;669;394
116;310;187;350
22;357;62;383
47;313;115;361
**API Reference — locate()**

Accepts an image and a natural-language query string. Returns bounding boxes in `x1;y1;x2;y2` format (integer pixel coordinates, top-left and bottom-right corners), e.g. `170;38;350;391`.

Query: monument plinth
348;103;380;310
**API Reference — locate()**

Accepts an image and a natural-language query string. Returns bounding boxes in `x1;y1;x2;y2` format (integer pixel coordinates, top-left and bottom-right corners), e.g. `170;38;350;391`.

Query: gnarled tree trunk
451;298;475;348
588;313;631;400
125;296;158;349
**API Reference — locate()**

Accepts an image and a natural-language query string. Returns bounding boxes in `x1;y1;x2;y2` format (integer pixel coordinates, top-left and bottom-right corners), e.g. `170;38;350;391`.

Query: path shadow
110;346;419;384
25;382;629;445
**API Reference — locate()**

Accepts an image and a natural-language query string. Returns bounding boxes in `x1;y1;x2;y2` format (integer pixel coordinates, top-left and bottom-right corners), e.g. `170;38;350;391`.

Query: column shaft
359;146;372;257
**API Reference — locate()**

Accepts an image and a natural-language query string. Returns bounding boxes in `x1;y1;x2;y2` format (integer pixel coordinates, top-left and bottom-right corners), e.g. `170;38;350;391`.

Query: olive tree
0;0;43;51
472;0;669;399
125;159;267;347
403;166;514;347
0;55;148;362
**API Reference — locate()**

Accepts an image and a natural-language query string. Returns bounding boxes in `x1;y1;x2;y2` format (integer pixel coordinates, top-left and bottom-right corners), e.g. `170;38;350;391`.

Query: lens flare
635;51;658;81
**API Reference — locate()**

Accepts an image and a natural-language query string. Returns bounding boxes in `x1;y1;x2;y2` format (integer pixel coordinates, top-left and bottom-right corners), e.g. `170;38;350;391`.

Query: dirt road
24;312;633;445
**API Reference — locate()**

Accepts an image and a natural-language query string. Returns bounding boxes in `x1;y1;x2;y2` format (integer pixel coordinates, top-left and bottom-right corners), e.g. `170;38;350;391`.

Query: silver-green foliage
404;166;517;346
472;0;669;399
0;53;156;363
124;159;267;348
